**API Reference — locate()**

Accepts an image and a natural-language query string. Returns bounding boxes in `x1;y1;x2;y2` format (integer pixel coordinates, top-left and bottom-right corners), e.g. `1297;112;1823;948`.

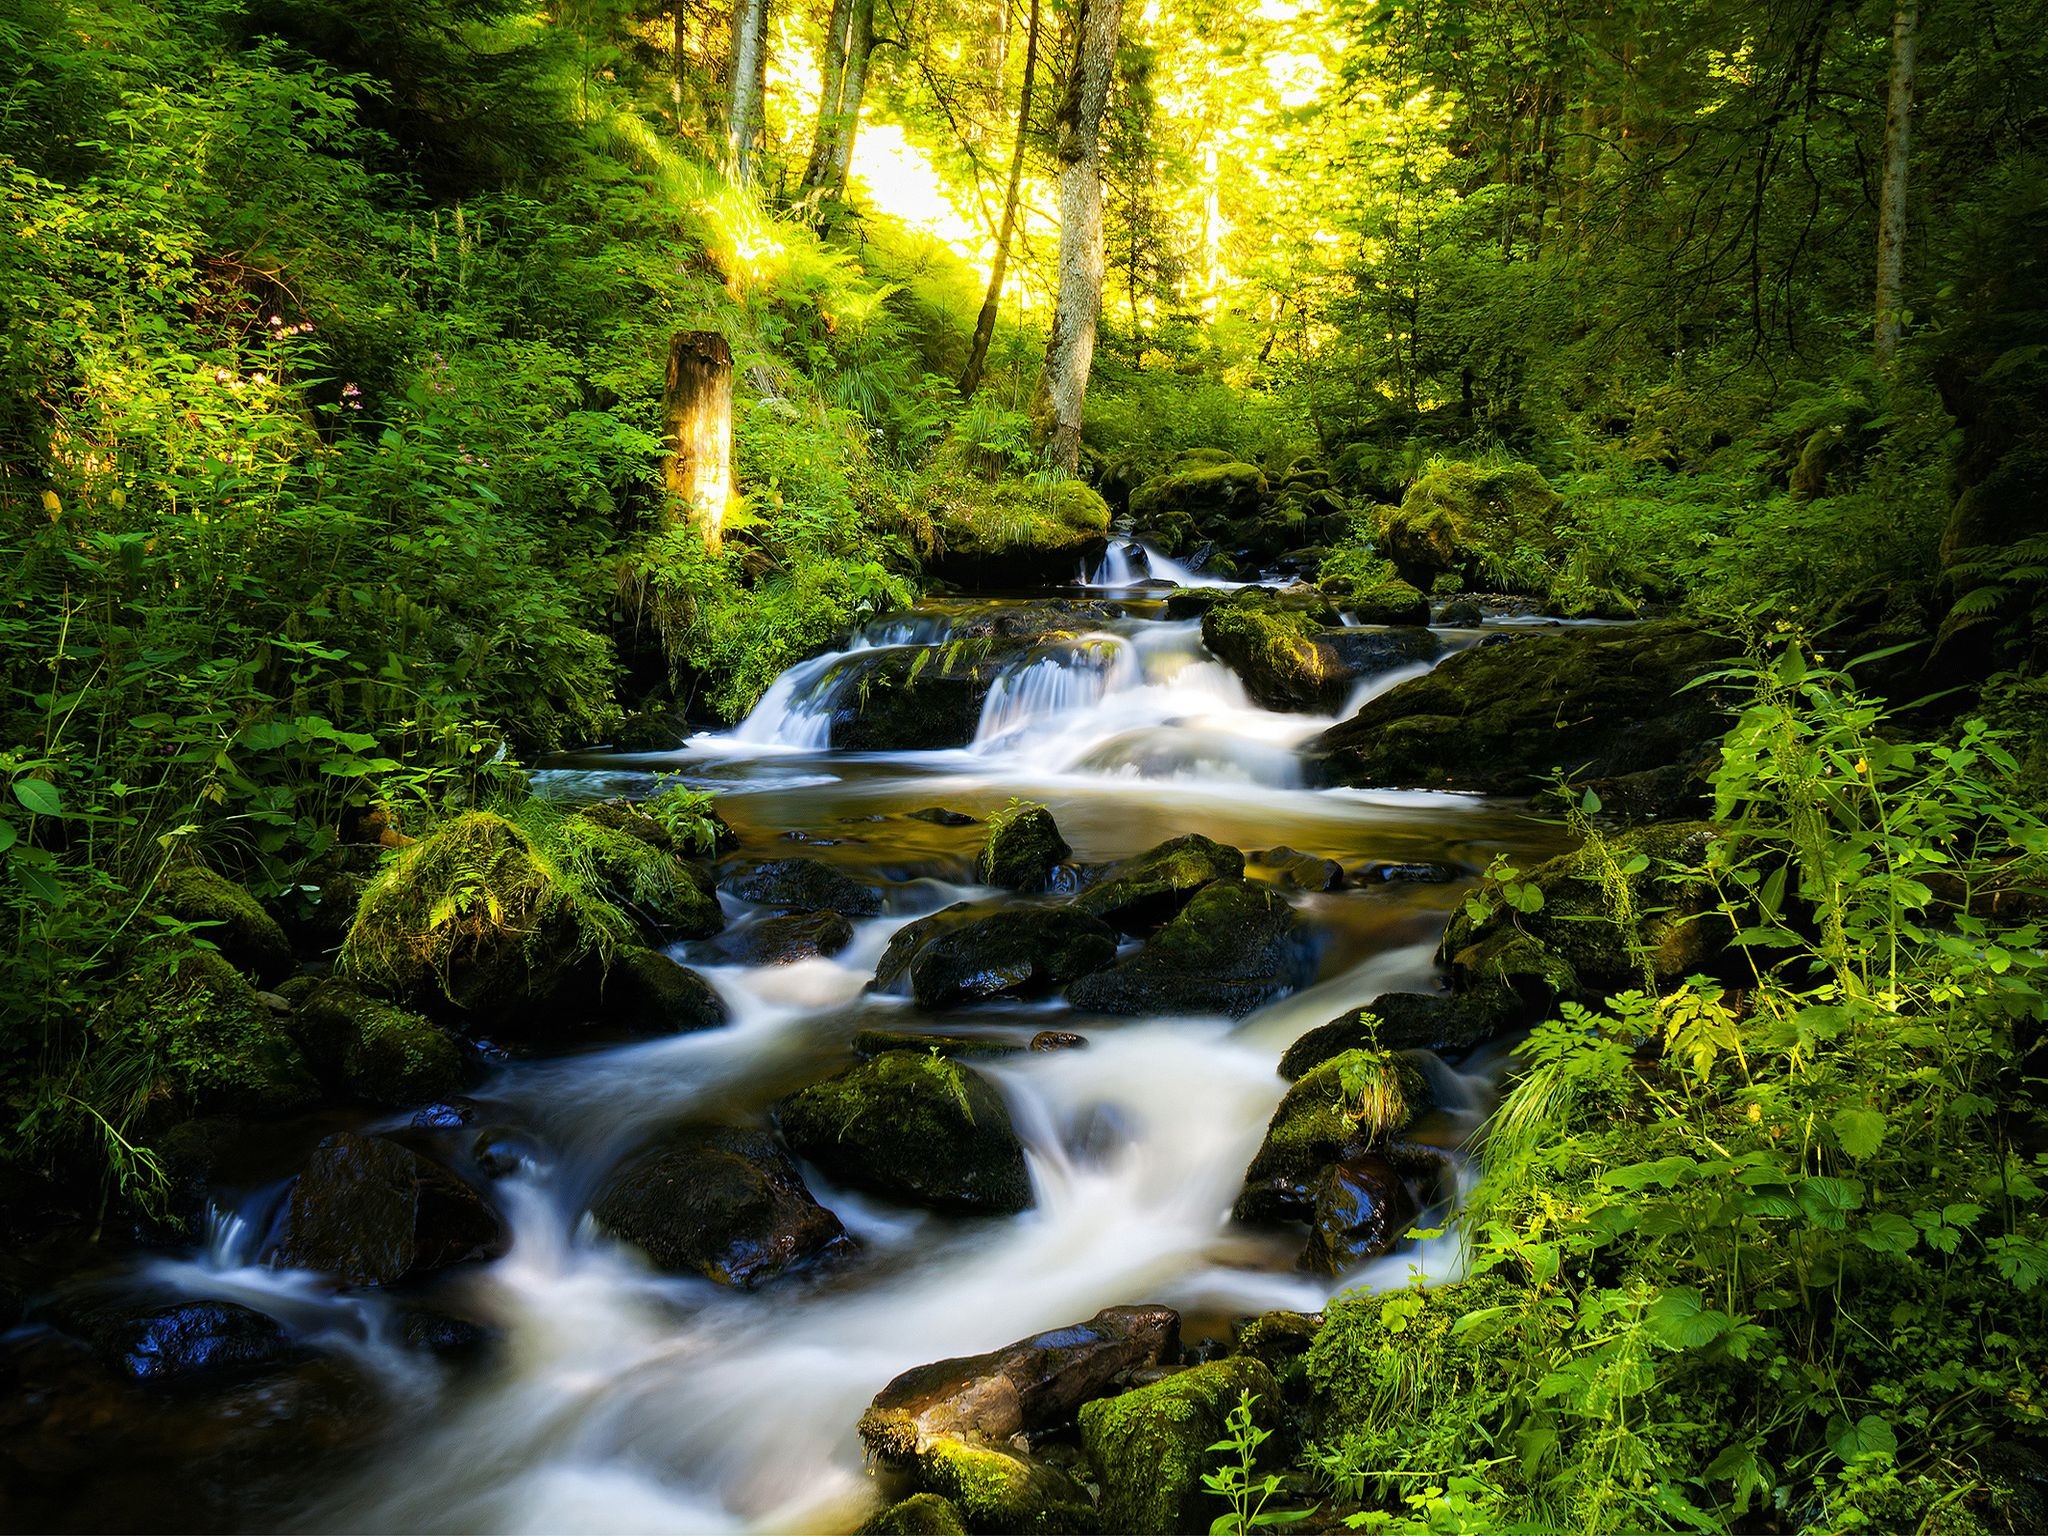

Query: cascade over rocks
1304;621;1734;795
1071;832;1244;932
271;1132;508;1286
859;1305;1180;1531
1066;880;1313;1018
776;1052;1033;1214
590;1125;852;1287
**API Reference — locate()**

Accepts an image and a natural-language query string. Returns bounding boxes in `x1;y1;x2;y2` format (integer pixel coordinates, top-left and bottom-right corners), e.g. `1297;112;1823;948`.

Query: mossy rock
851;1029;1026;1059
1235;1049;1429;1219
340;812;587;1021
1078;1356;1281;1535
724;858;884;916
1073;833;1244;933
1279;993;1511;1078
1304;621;1734;794
289;982;467;1107
1439;820;1733;1000
1376;461;1560;593
114;951;320;1123
1201;592;1436;713
1346;578;1430;626
908;907;1118;1009
556;816;723;940
1129;461;1268;532
1065;880;1313;1019
860;1494;968;1536
825;646;998;751
977;804;1069;892
927;475;1112;587
915;1437;1086;1532
271;1131;507;1285
776;1052;1033;1214
590;948;730;1036
1443;931;1578;1024
722;909;854;964
154;864;293;983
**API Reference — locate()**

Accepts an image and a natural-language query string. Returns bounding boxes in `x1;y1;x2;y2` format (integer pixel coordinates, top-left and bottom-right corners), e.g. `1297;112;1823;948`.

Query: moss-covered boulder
1278;993;1511;1078
723;909;855;964
860;1494;968;1535
1234;1049;1428;1221
874;902;979;991
860;1305;1180;1532
1439;821;1733;1001
340;812;588;1021
724;858;884;916
908;907;1118;1009
1078;1356;1281;1536
590;1125;853;1287
588;948;731;1035
977;804;1069;892
1073;833;1244;933
1304;621;1734;794
1066;881;1312;1019
289;982;467;1107
270;1132;507;1285
1129;461;1268;532
777;1052;1033;1214
1201;592;1438;712
154;865;293;983
1376;461;1561;593
558;814;723;940
115;951;320;1121
1345;578;1431;626
927;476;1113;588
827;646;999;751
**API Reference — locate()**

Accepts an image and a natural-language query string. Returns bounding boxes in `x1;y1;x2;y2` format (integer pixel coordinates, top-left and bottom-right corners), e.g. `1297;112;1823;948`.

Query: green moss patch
153;864;294;983
1078;1356;1280;1535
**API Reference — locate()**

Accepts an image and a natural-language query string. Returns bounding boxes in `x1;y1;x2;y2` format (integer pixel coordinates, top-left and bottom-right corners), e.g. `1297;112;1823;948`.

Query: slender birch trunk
1874;0;1917;368
959;0;1043;398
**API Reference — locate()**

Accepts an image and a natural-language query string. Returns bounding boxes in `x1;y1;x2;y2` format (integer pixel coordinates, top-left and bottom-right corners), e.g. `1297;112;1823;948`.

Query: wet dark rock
396;1305;499;1359
777;1052;1033;1215
1443;930;1578;1023
101;1300;305;1385
1066;881;1313;1019
1354;860;1459;884
1030;1031;1086;1052
1279;993;1511;1078
154;865;294;984
1078;1356;1282;1535
1305;621;1734;793
976;805;1070;892
827;649;994;751
872;902;977;992
409;1100;479;1131
589;948;730;1035
1072;833;1244;933
724;909;855;965
1249;846;1345;892
852;1029;1027;1059
1298;1155;1420;1273
908;907;1118;1009
908;807;978;827
1163;588;1225;619
1435;597;1485;626
271;1132;508;1286
591;1126;852;1288
1235;1049;1430;1223
724;858;884;916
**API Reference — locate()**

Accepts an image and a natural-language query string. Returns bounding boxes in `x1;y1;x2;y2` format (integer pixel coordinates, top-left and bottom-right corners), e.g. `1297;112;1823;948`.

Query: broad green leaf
1827;1413;1896;1464
1830;1106;1886;1160
1857;1213;1918;1254
12;778;60;817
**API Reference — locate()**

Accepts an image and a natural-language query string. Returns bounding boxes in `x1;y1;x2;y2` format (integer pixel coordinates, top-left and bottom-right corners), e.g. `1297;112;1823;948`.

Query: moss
153;864;293;982
1073;832;1244;932
1241;1049;1428;1192
117;951;320;1122
1200;593;1335;711
776;1051;1033;1214
1078;1357;1280;1535
1377;460;1560;594
339;811;594;1019
555;816;724;939
920;1440;1047;1530
927;474;1111;585
1129;461;1268;526
977;802;1069;891
859;1493;968;1536
1346;578;1430;626
290;982;465;1106
593;947;729;1034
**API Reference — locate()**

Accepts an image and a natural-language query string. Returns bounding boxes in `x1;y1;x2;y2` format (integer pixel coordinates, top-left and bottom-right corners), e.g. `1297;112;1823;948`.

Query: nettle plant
1329;643;2048;1535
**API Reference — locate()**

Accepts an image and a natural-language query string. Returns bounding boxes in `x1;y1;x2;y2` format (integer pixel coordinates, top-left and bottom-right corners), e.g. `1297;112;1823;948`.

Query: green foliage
1205;1392;1315;1535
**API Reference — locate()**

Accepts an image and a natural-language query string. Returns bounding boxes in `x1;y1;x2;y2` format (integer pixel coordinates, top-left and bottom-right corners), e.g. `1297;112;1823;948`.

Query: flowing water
26;577;1579;1534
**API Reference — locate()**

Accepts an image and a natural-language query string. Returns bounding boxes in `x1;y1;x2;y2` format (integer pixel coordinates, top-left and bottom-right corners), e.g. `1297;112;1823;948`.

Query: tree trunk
823;0;876;195
800;0;855;192
959;0;1043;398
1032;0;1124;474
1874;0;1917;369
727;0;770;182
662;331;735;548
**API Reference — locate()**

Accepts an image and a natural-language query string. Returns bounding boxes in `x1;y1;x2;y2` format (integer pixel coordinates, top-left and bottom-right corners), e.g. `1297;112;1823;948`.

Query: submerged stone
1066;880;1313;1019
1298;1154;1420;1273
724;909;855;965
723;858;884;916
101;1300;305;1385
591;1125;852;1288
777;1053;1033;1215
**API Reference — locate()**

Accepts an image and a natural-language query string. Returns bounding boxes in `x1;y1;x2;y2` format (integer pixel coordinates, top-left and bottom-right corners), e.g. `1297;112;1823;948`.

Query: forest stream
11;553;1592;1533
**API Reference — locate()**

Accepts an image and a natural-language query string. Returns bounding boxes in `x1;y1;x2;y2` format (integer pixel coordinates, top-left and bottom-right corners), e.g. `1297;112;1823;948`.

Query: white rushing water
119;582;1557;1534
1080;540;1248;590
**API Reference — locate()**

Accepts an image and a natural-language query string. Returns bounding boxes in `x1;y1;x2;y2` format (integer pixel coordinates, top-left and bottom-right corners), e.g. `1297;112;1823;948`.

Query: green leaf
12;778;61;817
1645;1288;1736;1349
1827;1413;1896;1465
1830;1106;1886;1160
1857;1213;1918;1255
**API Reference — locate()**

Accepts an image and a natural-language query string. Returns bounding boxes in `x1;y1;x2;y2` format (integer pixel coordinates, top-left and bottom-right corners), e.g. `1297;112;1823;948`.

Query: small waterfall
1081;541;1245;590
972;637;1140;748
